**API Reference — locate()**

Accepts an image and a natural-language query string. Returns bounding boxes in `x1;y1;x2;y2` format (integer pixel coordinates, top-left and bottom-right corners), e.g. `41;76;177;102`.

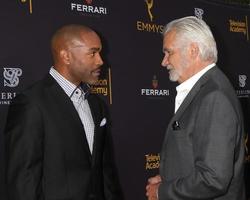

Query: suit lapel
87;95;101;128
44;75;92;161
87;94;102;164
167;66;218;135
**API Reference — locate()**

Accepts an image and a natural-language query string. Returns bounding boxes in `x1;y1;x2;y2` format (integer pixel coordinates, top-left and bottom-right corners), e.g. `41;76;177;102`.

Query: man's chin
86;78;99;85
169;73;179;82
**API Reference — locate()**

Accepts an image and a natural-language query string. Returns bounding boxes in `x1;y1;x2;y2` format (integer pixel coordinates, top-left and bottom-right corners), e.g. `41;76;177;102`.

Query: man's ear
60;49;70;65
189;42;199;59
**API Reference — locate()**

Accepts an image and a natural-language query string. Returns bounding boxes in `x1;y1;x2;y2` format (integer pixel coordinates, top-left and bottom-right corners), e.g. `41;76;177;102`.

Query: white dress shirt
49;67;95;153
175;63;215;113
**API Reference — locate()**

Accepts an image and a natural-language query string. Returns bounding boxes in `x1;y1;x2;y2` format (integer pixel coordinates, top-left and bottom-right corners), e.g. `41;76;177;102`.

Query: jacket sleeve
159;91;244;199
5;94;44;200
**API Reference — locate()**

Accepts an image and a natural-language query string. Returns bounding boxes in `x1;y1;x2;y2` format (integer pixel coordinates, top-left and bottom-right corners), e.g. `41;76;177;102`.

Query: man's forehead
163;31;176;47
68;39;102;53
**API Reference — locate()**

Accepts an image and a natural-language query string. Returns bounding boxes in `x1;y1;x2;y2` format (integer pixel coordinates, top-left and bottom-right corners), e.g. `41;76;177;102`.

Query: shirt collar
176;63;215;93
49;67;78;98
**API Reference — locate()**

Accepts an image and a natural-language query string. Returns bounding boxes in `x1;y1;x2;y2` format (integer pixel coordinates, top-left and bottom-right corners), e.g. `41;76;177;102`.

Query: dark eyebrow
89;47;101;52
162;47;170;53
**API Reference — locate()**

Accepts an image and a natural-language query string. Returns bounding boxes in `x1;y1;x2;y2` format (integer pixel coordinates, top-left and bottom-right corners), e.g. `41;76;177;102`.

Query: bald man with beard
5;24;123;200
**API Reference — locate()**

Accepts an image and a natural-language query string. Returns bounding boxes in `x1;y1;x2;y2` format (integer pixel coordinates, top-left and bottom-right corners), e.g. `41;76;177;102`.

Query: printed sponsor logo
236;74;250;98
141;75;170;98
1;67;22;105
90;68;112;104
194;8;204;19
3;68;22;88
229;16;249;40
71;0;108;16
0;92;17;105
145;0;154;22
136;0;164;34
145;153;160;170
85;0;93;4
239;74;247;88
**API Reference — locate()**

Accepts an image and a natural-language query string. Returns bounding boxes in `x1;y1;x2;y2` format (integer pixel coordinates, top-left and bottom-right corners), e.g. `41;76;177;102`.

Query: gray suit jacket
159;66;245;200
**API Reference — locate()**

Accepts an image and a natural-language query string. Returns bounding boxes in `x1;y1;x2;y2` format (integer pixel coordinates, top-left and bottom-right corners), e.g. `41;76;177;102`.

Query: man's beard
167;65;181;82
167;58;188;82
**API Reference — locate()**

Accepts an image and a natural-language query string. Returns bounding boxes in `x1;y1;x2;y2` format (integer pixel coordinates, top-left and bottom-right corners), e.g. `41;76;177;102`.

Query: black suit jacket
159;66;246;200
5;75;123;200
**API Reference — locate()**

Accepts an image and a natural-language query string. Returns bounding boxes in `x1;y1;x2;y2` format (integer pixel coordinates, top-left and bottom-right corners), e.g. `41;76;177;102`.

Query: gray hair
163;16;218;63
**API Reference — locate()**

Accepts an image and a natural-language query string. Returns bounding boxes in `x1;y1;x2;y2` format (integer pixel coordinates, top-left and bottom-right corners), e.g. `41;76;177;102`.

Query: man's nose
96;53;104;66
161;55;169;67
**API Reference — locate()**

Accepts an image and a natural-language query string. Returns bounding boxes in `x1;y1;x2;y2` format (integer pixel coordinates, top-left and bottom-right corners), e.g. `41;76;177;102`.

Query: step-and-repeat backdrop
0;0;249;199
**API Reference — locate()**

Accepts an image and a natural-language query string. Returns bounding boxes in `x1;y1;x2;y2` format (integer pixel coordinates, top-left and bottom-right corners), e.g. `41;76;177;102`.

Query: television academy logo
71;0;108;15
141;75;169;97
3;68;22;88
145;153;160;170
90;68;113;104
229;16;249;41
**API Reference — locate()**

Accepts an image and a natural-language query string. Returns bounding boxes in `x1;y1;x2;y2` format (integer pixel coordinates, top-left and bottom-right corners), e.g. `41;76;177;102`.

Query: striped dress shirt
49;67;95;153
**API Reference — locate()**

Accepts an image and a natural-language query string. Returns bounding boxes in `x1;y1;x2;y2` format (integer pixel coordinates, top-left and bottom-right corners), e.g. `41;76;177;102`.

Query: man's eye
167;51;173;55
166;50;175;57
90;52;96;57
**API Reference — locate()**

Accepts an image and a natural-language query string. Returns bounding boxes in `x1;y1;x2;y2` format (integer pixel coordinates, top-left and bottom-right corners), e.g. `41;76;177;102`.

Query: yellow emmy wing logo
145;0;154;22
20;0;33;14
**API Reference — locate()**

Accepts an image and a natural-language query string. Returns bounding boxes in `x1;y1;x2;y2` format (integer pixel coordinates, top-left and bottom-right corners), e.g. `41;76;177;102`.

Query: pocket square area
100;118;107;127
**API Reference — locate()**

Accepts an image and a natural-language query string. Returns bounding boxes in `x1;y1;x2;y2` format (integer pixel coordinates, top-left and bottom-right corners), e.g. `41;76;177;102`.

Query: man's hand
146;175;162;200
